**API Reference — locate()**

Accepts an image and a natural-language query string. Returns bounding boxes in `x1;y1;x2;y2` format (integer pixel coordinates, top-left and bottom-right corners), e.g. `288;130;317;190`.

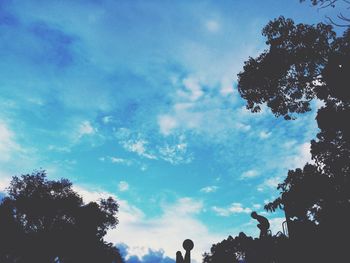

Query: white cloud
78;121;96;137
235;122;251;132
241;169;259;179
0;173;11;193
219;77;234;96
72;184;222;263
73;185;116;203
123;139;157;160
286;142;313;169
212;203;252;217
48;145;71;153
182;77;203;102
205;20;220;32
200;186;218;193
116;128;191;165
158;115;178;136
118;181;129;192
258;176;283;192
102;115;113;124
252;204;262;210
27;97;44;106
283;140;297;149
158;136;192;165
109;157;132;166
106;197;223;263
0;120;21;162
259;131;271;139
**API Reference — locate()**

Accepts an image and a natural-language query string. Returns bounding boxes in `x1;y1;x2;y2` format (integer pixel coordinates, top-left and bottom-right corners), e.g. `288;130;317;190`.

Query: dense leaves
203;233;290;263
238;15;350;225
0;171;123;263
238;17;336;120
206;11;350;263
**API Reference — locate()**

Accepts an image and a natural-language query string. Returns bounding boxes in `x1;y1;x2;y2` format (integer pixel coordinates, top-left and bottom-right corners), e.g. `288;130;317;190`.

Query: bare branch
338;12;350;21
326;15;350;27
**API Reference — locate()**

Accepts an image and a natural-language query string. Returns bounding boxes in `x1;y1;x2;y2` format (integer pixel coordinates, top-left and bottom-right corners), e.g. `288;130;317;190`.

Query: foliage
205;9;350;263
0;170;123;263
238;15;350;224
238;17;336;120
236;13;350;262
203;233;290;263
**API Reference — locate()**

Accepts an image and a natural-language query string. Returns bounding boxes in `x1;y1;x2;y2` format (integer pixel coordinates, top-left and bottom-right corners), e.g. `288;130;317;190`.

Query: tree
204;3;349;262
203;232;290;263
237;15;350;262
0;170;123;263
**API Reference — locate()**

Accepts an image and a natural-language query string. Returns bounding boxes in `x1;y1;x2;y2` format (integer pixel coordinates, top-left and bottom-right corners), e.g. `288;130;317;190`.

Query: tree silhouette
203;232;291;263
0;170;123;263
237;15;350;262
205;9;350;263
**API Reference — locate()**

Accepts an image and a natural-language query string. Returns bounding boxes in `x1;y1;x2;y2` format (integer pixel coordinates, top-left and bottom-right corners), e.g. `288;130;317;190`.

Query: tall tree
0;171;123;263
237;15;350;261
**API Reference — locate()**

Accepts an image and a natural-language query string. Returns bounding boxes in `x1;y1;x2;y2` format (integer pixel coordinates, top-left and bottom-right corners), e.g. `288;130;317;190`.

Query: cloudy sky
0;0;343;262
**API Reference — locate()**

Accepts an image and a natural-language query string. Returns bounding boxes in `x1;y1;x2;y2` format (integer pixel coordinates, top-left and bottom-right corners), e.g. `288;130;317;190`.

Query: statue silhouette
251;212;270;239
176;239;194;263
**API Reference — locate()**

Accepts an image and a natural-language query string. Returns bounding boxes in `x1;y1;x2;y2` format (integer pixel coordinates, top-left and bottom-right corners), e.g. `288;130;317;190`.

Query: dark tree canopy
206;9;350;263
241;17;350;225
235;14;350;263
0;171;123;263
203;233;290;263
238;17;338;120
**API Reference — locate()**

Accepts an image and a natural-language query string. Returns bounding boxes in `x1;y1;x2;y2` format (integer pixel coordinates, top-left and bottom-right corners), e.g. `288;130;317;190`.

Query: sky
0;0;346;262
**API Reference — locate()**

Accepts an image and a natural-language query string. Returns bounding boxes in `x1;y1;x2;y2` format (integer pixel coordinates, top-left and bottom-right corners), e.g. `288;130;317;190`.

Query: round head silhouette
183;239;194;251
251;211;258;219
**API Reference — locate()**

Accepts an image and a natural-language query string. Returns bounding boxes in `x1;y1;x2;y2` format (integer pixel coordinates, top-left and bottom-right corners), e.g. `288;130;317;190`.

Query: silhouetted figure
251;212;270;239
176;239;194;263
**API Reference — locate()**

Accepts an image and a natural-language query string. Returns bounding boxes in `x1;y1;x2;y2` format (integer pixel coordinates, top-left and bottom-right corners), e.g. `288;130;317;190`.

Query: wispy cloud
107;196;223;263
212;203;252;217
116;129;157;160
102;115;113;124
0;120;22;162
78;121;96;138
200;186;218;193
257;176;283;192
205;20;220;33
73;184;222;263
118;244;175;263
287;142;313;169
259;131;272;139
241;169;259;179
118;181;129;192
252;204;262;210
158;115;178;136
100;156;133;166
158;136;192;165
0;173;12;193
125;139;157;160
181;77;204;102
115;128;192;165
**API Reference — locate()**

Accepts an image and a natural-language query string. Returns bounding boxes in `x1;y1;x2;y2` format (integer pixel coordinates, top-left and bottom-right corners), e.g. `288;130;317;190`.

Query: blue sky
0;0;344;262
